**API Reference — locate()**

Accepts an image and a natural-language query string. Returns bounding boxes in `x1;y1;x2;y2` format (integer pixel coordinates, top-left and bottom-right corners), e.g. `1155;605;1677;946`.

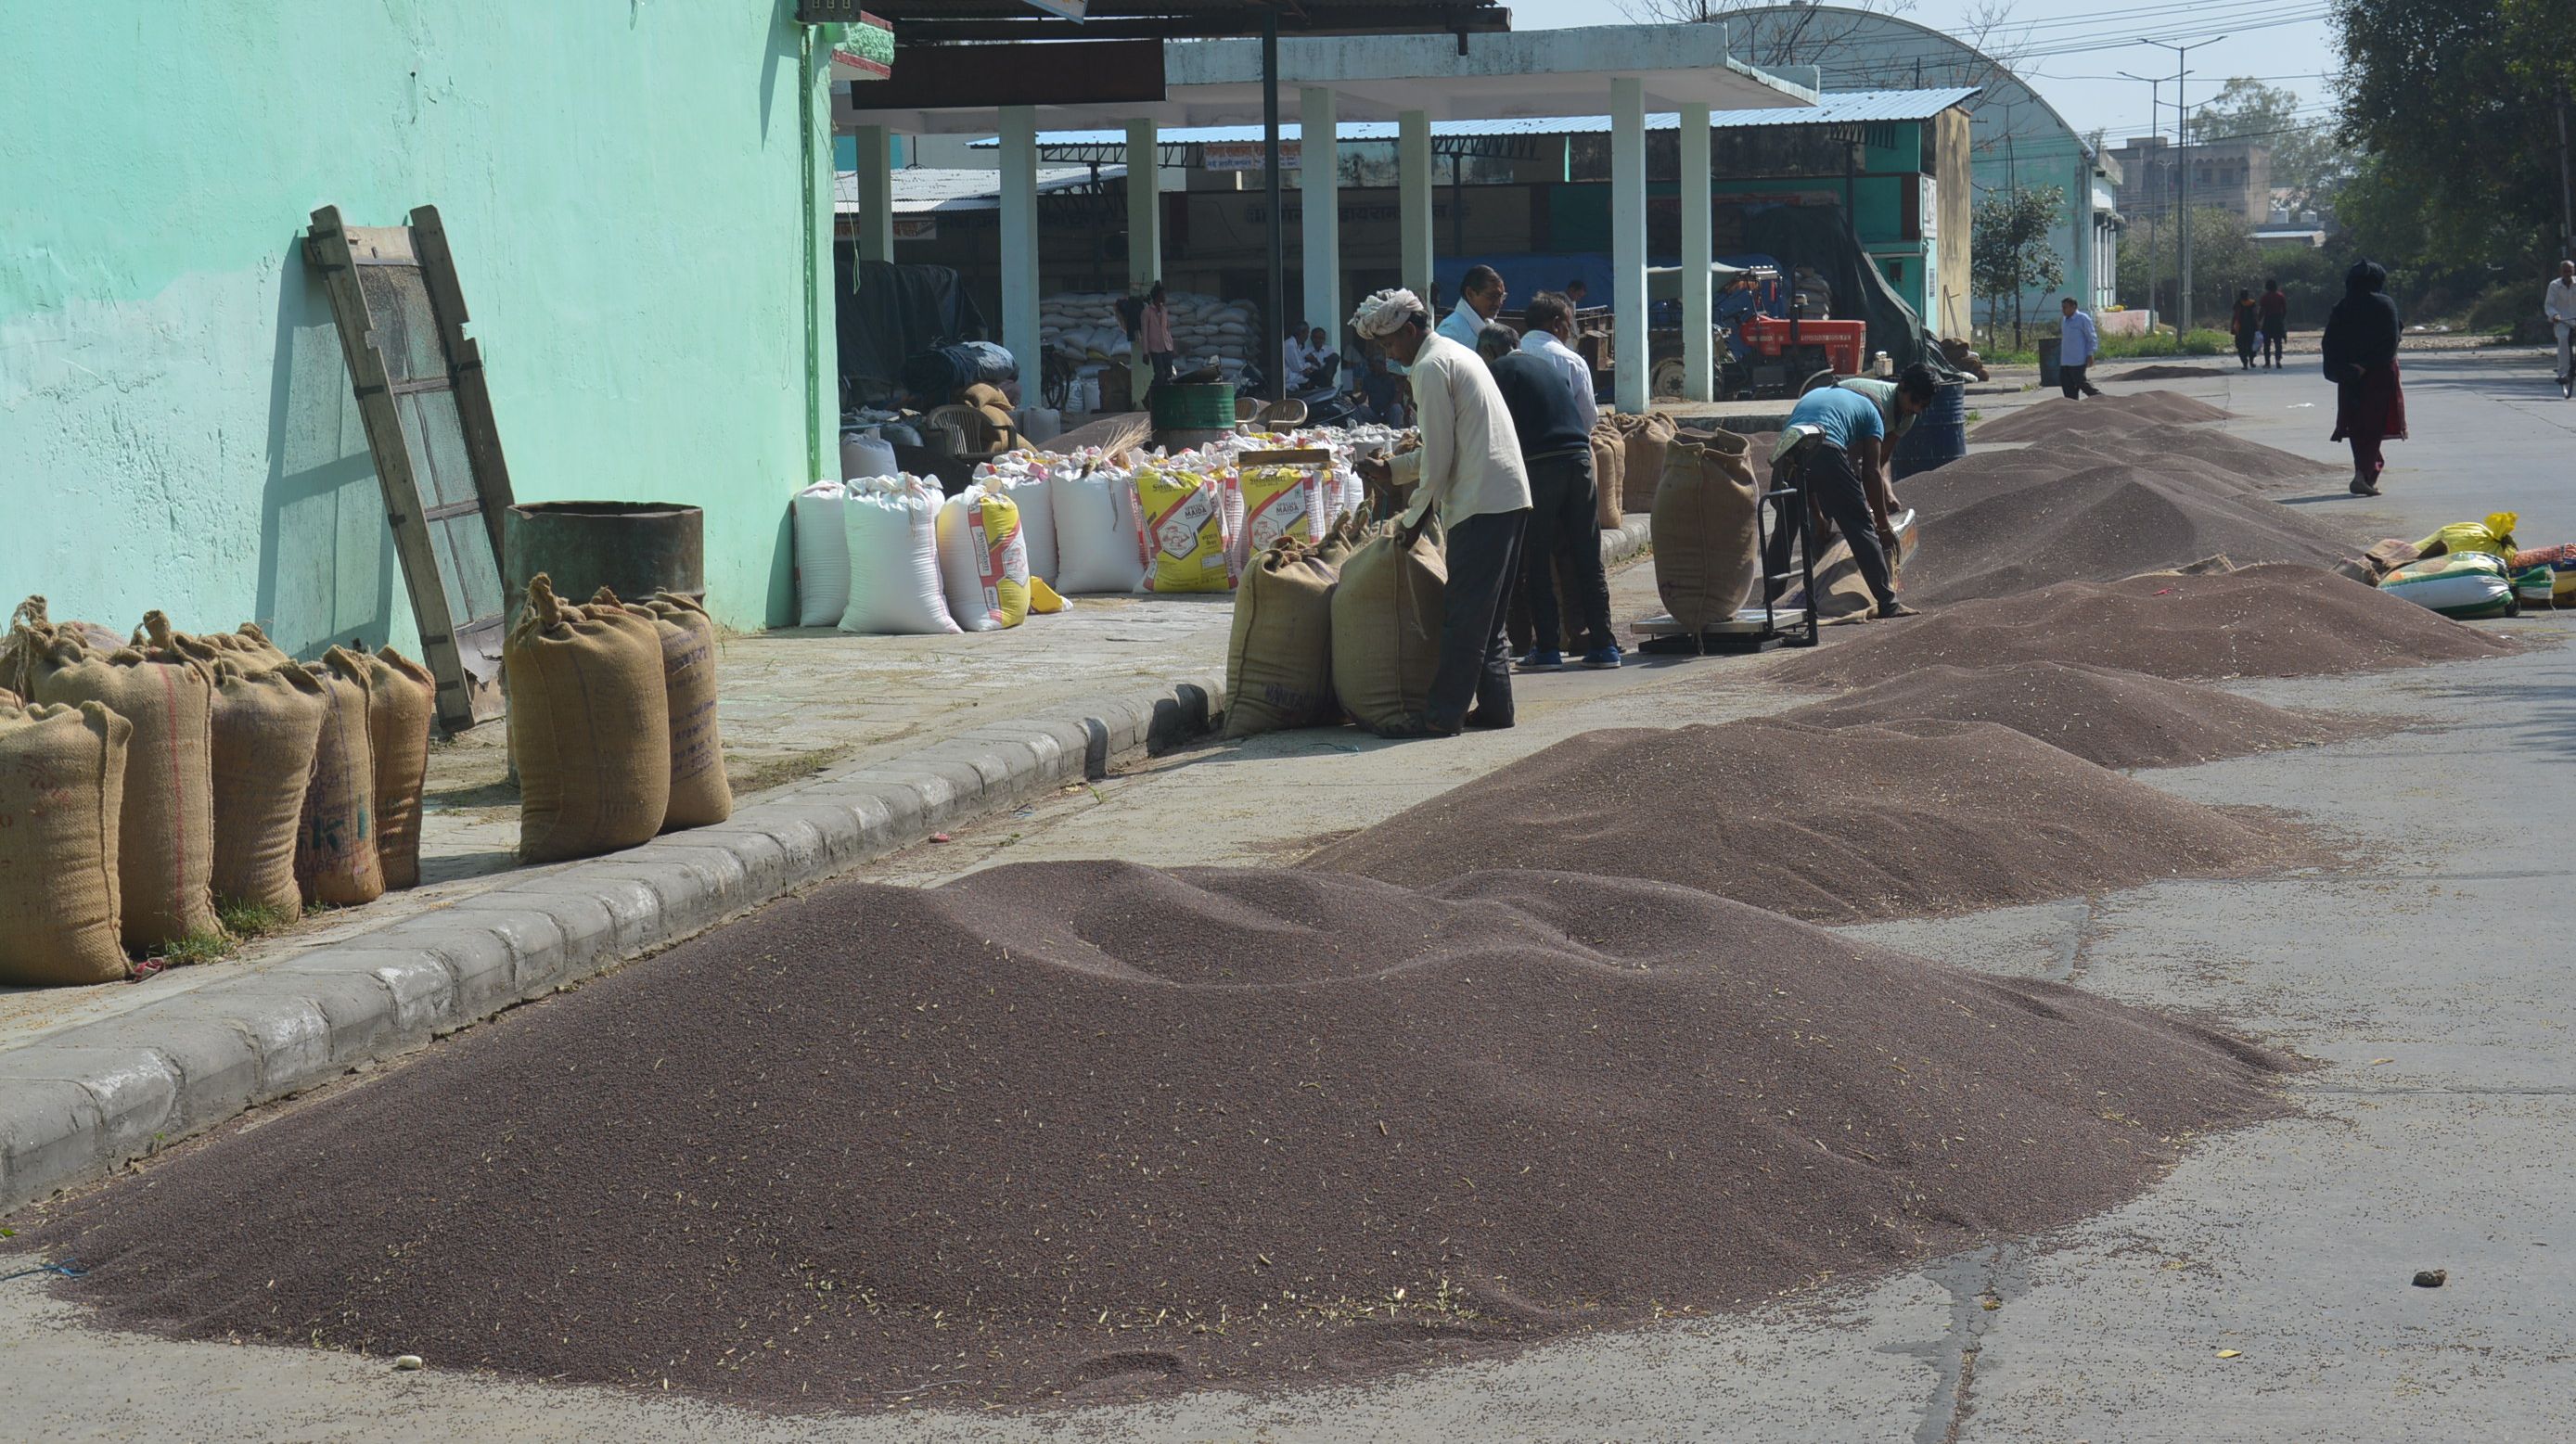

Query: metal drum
1891;381;1968;480
503;501;705;616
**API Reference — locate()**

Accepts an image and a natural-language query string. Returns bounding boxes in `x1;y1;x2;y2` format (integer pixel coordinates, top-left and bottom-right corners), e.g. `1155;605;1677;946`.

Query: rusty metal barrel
502;502;705;616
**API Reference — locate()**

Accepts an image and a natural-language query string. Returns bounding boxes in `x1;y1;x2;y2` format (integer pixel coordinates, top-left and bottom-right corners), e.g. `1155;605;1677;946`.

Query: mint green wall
0;3;833;658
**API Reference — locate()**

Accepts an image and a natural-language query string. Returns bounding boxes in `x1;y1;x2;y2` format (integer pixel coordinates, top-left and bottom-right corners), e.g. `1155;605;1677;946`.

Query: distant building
2108;136;2273;223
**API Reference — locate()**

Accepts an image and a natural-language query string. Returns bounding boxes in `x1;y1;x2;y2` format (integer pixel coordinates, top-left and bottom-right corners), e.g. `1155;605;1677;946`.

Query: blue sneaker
1579;646;1623;670
1515;648;1564;672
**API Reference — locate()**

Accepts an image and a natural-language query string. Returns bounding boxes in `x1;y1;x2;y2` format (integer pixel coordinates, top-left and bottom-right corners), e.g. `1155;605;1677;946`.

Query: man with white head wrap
1350;288;1534;735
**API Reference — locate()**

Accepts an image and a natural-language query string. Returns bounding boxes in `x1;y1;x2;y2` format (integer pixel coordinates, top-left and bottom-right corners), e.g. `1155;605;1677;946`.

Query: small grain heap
1778;661;2342;770
1771;565;2514;688
23;861;2285;1411
1304;717;2305;924
1972;390;2233;443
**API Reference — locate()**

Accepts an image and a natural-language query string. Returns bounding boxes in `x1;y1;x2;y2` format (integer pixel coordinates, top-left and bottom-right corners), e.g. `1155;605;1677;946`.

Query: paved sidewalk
0;517;1652;1214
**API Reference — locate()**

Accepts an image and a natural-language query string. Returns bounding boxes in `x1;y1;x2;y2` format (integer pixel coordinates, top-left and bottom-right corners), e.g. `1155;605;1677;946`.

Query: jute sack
0;699;131;985
1329;520;1447;736
168;621;293;674
3;595;122;697
35;613;219;951
325;647;435;890
1589;420;1626;530
509;576;670;862
299;652;384;907
1651;429;1762;633
205;658;328;920
590;589;731;830
1618;412;1677;512
1224;539;1340;738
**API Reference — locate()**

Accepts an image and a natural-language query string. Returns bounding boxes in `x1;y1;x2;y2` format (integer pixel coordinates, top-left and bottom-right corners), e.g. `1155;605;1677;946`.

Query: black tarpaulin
834;251;990;404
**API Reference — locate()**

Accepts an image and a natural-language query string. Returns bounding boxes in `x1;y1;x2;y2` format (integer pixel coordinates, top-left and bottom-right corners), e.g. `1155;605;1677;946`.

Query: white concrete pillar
1678;102;1713;403
1126;117;1161;398
999;105;1043;387
1610;78;1647;415
1399;109;1432;304
853;124;895;263
1301;87;1340;353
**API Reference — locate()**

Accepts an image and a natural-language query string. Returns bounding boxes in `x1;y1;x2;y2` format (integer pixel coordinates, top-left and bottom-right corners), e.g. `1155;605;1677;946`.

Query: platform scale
1634;467;1824;655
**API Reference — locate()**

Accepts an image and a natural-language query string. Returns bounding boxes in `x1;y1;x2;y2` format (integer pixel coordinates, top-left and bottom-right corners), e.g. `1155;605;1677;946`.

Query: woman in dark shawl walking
2322;259;2404;496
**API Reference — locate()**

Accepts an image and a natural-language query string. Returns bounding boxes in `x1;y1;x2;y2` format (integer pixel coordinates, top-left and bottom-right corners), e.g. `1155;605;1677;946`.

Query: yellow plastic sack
1234;465;1325;569
935;487;1031;631
1134;466;1234;593
2417;513;2519;558
1027;576;1070;615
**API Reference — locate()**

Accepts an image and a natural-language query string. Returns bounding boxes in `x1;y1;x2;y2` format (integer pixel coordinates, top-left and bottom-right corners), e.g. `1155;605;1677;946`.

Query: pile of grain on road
2117;364;2234;382
1774;564;2513;688
1304;717;2306;924
1973;390;2232;443
1898;451;2356;603
17;861;2286;1411
1777;661;2344;770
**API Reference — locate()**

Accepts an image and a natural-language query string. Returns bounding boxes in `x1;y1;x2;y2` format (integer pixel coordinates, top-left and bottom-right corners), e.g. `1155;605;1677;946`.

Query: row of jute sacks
0;579;735;988
0;601;434;987
1224;427;1769;738
792;439;1389;633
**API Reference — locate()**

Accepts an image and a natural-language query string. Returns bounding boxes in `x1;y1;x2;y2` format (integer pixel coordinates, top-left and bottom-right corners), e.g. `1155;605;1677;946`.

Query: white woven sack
839;428;897;482
793;479;852;627
1051;468;1148;594
999;472;1059;583
839;477;960;634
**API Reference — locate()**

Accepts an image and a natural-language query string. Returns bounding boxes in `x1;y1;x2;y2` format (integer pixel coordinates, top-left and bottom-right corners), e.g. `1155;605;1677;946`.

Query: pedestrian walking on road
2259;278;2288;368
1476;323;1619;673
2232;288;2262;370
2057;297;2103;399
2322;259;2406;497
2546;259;2576;391
1349;289;1533;736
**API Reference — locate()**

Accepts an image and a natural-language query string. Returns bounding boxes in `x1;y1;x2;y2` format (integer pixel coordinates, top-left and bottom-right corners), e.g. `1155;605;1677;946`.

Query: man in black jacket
1477;324;1619;671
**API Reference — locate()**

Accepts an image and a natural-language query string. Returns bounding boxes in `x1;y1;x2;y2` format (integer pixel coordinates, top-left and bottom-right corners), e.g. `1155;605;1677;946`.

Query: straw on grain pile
18;862;2285;1411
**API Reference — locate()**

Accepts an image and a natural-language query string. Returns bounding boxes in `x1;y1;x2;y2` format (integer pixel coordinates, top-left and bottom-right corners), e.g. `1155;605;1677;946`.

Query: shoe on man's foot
1514;648;1564;672
1463;709;1515;731
1875;601;1922;620
1579;646;1623;670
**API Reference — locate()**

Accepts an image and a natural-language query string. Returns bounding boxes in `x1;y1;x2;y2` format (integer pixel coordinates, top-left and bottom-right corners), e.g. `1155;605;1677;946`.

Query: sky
1504;0;2342;144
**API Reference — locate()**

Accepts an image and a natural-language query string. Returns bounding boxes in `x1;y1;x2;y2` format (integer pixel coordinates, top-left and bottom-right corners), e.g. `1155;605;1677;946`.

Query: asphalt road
6;345;2573;1442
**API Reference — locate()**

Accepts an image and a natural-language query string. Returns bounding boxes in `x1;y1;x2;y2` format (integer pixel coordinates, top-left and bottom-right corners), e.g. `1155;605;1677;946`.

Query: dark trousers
2263;329;2286;366
1428;509;1529;730
2350;434;2386;479
2059;364;2100;399
1761;444;1896;610
2236;331;2258;367
1522;451;1615;654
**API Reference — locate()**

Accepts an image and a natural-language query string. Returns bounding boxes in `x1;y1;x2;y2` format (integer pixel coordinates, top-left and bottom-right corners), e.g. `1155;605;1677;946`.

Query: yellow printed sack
935;486;1031;632
2417;512;2519;559
1134;466;1234;593
1232;465;1326;573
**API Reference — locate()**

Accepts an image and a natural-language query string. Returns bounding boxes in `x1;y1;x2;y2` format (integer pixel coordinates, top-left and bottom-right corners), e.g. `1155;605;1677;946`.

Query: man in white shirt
1436;265;1507;349
1516;291;1598;428
2547;260;2576;386
1280;322;1311;390
1350;288;1534;736
2057;296;2103;399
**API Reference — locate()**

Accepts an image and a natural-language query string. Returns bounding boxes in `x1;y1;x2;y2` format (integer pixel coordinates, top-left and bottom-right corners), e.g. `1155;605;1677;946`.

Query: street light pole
2144;36;2223;336
2116;70;2164;320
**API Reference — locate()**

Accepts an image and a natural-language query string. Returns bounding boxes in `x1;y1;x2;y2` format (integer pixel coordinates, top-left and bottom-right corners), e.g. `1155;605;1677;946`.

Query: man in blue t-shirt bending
1762;382;1929;620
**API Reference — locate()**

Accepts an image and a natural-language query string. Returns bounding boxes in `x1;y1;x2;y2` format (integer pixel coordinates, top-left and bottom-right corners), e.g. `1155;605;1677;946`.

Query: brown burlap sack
1589;421;1626;529
167;621;294;674
205;658;328;919
35;613;219;951
510;576;670;862
1224;539;1341;738
3;596;122;697
0;699;132;985
590;589;730;831
299;653;384;908
325;647;435;890
1618;412;1677;512
1651;429;1762;633
1329;520;1447;736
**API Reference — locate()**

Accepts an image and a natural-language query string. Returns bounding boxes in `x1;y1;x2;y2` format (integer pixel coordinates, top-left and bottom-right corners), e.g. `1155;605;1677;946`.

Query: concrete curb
0;526;1654;1217
0;669;1225;1216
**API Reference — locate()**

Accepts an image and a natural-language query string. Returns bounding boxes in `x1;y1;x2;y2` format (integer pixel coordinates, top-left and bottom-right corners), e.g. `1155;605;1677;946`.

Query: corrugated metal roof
837;166;1123;215
972;88;1978;147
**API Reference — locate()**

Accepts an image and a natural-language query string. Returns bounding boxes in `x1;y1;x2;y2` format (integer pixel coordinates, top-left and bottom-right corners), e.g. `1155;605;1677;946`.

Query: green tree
1971;186;2065;349
2117;206;2262;326
2194;78;2346;216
